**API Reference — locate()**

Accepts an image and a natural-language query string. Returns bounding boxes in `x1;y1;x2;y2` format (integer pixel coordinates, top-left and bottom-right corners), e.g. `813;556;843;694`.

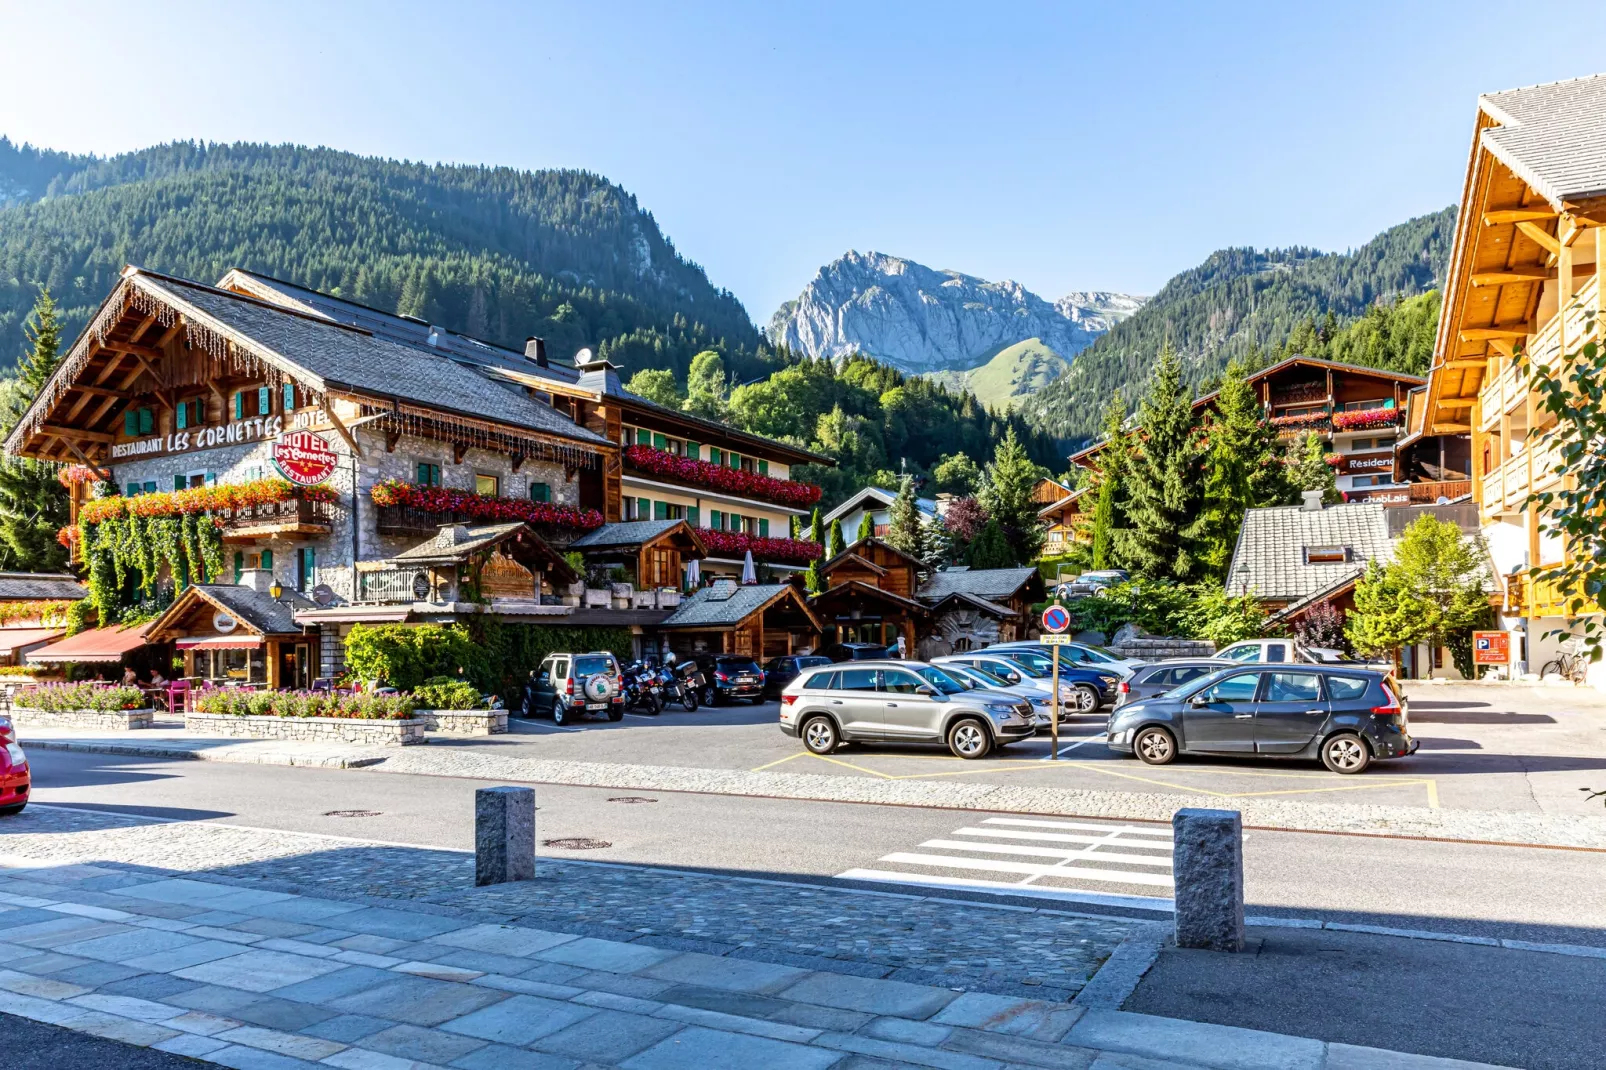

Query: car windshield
913;666;967;695
964;665;1014;689
574;656;615;676
943;667;983;689
716;658;760;673
996;656;1049;678
1002;649;1054;670
1073;644;1120;664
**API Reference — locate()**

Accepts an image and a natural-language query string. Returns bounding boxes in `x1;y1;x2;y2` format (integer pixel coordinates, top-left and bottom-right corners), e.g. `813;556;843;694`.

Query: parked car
1105;666;1416;774
1215;638;1393;674
524;652;626;725
933;652;1117;713
939;662;1058;729
1054;569;1130;600
779;660;1035;759
762;655;833;699
817;642;890;663
0;714;26;815
1115;659;1235;708
987;640;1144;676
692;654;766;704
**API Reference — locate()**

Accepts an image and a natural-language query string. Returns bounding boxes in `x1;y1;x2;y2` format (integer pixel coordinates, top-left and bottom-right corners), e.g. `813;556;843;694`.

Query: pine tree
856;511;874;544
1291;431;1339;504
827;518;845;559
1089;399;1128;571
1187;359;1283;580
978;427;1046;566
683;350;729;420
884;476;922;556
1116;344;1202;582
808;507;823;546
917;514;953;567
0;290;70;572
803;556;823;594
965;519;1015;569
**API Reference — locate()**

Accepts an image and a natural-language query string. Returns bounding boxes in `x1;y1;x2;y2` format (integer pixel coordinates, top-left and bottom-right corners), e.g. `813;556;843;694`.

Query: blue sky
2;1;1601;324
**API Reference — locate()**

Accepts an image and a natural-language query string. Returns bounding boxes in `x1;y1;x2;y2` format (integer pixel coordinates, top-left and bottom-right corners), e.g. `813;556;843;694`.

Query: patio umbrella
684;557;700;591
741;550;757;585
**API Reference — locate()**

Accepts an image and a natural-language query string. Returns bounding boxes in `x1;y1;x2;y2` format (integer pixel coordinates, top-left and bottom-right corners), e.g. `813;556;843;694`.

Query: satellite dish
312;584;337;606
574;347;594;365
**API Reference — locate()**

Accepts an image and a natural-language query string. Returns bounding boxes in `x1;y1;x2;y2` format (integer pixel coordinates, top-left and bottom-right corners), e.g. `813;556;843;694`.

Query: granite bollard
475;786;536;886
1171;807;1244;951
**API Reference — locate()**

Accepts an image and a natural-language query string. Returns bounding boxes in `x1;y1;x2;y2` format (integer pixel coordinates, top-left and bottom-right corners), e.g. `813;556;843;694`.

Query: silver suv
779;660;1035;759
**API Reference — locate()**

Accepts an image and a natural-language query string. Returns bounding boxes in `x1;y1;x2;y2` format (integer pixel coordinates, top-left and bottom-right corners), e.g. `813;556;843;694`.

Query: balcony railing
1506;571;1601;618
1480;442;1564;517
219;497;334;534
358;568;432;603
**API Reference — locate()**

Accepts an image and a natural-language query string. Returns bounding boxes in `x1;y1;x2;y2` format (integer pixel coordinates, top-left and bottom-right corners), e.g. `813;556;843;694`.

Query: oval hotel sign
272;430;338;486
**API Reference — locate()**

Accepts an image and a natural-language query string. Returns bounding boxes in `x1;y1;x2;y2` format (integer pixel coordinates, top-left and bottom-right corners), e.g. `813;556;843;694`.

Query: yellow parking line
807;754;898;779
1423;779;1440;809
749;753;807;773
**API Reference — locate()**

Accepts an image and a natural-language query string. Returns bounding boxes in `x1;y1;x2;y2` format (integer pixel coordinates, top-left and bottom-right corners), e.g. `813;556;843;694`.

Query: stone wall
415;708;508;735
1112;637;1218;660
183;712;426;745
11;707;157;731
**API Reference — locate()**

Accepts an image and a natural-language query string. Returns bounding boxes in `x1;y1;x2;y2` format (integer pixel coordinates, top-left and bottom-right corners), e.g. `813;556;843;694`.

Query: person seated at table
122;666;139;685
150;669;168;687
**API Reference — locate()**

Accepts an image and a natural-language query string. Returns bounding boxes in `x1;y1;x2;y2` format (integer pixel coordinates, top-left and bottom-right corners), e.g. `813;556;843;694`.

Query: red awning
0;628;65;655
27;624;152;663
175;636;263;650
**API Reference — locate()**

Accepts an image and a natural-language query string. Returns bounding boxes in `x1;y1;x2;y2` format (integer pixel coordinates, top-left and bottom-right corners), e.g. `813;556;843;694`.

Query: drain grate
324;810;382;818
543;837;612;850
606;796;658;804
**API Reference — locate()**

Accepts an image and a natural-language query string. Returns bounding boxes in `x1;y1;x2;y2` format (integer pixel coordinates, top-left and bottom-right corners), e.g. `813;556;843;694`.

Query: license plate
737;676;757;684
587;703;606;710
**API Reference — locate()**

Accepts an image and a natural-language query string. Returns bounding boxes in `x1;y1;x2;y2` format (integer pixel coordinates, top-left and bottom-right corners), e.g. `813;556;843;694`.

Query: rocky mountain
767;251;1143;373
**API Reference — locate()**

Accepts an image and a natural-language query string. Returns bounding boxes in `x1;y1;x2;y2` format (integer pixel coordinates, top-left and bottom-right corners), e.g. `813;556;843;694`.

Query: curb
23;738;386;769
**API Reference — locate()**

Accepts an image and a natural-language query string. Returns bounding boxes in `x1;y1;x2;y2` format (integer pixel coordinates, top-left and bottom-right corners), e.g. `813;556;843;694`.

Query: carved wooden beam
1515;221;1561;255
41;424;114;444
1483;206;1558;225
62;438;111;482
322;403;363;458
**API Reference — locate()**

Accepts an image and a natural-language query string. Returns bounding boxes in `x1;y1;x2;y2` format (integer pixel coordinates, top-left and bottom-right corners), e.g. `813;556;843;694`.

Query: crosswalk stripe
980;817;1173;838
836;868;1175;911
918;839;1174;867
951;827;1173;849
878;852;1176;887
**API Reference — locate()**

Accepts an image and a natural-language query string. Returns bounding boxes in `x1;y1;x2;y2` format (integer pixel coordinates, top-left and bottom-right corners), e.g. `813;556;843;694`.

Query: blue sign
1041;604;1071;634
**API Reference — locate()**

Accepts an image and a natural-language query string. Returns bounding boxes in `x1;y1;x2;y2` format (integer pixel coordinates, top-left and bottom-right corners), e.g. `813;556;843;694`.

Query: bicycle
1541;647;1590;684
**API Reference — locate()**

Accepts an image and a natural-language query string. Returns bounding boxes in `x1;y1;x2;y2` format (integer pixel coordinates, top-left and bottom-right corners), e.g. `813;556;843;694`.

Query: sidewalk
0;812;1516;1070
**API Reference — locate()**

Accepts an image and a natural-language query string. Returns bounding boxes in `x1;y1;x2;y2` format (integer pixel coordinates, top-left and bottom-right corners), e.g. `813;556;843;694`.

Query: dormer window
1303;545;1350;564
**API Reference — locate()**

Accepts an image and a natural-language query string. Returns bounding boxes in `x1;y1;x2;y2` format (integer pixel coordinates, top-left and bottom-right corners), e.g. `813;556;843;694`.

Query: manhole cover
543;837;612;850
323;810;382;818
607;796;658;804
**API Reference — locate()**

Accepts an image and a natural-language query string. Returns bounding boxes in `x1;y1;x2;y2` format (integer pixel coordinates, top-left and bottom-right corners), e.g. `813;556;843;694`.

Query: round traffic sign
1041;604;1070;634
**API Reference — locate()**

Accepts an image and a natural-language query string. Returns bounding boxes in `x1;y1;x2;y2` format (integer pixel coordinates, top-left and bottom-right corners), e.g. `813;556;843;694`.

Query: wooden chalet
144;574;318;688
810;538;930;648
657;580;824;659
566;520;706;592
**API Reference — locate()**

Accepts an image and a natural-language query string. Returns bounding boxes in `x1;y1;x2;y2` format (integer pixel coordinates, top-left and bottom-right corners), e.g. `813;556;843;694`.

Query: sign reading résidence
112;415;287;460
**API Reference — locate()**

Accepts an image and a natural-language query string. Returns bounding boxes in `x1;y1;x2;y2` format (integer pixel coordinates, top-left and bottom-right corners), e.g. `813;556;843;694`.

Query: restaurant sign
272;430;338;486
112;415;287;460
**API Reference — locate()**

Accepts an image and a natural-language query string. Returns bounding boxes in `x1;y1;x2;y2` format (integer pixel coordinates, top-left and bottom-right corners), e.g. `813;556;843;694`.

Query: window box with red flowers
623;445;821;509
1331;407;1401;432
695;528;822;566
81;478;338;525
369;480;604;535
1269;410;1331;432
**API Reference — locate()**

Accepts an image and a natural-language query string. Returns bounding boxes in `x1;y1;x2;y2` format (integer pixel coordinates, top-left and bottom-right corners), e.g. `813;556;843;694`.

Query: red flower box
696;527;822;565
369;480;604;530
624;445;821;508
1331;407;1401;431
81;478;338;525
1269;410;1331;430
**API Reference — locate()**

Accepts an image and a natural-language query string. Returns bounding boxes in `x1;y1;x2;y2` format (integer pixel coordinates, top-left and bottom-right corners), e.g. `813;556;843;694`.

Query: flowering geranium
17;682;146;712
57;465;98;487
369;480;604;531
624;445;822;508
1269;411;1330;430
56;525;79;549
696;527;822;565
81;478;337;524
1331;407;1401;431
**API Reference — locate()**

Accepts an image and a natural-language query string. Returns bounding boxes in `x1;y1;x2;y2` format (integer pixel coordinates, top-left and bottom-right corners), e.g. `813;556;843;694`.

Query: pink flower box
624;445;822;508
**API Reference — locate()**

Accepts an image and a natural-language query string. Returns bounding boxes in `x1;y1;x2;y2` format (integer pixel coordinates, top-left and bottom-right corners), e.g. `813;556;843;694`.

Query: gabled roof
822;486;939;525
147;584;317;640
820;537;925;576
616;389;836;467
916;566;1041;604
1479;73;1606;207
392;522;528;564
1038;487;1089;519
659;581;822;630
820;552;887;577
1224;502;1394;604
0;572;88;601
925;590;1016;618
567;519;705;556
810;579;929;615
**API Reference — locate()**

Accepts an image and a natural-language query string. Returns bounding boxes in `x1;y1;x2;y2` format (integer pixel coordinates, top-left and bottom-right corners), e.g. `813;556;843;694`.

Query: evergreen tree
965;519;1015;569
884;476;922;556
1116;344;1202;582
1346;559;1414;662
1088;399;1128;571
856;511;874;543
683;350;729;420
917;515;953;567
931;453;981;496
808;507;823;546
827;518;845;559
1291;431;1340;504
0;290;70;572
803;556;823;594
978;427;1046;566
1187;359;1283;580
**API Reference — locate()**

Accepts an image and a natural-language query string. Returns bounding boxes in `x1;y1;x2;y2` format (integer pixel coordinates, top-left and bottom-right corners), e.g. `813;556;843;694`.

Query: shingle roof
193;584;318;635
134;272;609;446
659;581;794;628
567;519;686;550
916;566;1039;604
391;522;527;564
1224;502;1394;603
1481;73;1606;206
0;572;88;601
823;486;939;525
924;590;1015;618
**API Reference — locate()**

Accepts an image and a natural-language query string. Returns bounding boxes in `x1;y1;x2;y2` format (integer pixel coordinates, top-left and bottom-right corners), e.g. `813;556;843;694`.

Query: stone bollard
475;786;536;886
1171;807;1244;952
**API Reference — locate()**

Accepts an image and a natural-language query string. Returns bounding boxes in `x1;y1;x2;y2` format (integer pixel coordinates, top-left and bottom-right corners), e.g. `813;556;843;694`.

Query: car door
1181;671;1261;753
827;667;886;740
541;658;565;714
1254;671;1328;754
879;668;942;740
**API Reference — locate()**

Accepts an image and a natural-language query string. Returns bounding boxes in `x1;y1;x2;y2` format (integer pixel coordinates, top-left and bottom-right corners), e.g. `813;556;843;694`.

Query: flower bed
190;689;416;720
81;478;336;525
11;684;155;730
369;481;604;530
1331;407;1401;431
184;711;424;745
624;445;822;508
697;528;822;565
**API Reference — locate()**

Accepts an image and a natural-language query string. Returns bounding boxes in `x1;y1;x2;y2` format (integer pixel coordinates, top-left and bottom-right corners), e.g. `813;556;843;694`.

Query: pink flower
695;527;822;565
368;481;604;530
624;445;822;508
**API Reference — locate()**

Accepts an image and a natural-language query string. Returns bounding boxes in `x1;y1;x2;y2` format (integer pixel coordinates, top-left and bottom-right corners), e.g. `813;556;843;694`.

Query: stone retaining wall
10;706;157;731
183;711;425;745
415;708;508;736
1113;638;1217;660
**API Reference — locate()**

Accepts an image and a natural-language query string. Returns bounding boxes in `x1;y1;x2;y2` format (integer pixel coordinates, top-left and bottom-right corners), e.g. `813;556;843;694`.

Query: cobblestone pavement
0;815;1514;1070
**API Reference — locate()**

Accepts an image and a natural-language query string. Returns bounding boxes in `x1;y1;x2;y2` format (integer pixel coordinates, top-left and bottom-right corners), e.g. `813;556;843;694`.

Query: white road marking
918;839;1173;867
835;868;1175;912
951;826;1173;848
980;817;1173;838
1039;734;1101;760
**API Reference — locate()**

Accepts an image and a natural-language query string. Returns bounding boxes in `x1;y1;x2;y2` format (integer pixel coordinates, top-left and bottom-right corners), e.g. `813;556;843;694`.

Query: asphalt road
19;747;1606;947
0;1012;199;1069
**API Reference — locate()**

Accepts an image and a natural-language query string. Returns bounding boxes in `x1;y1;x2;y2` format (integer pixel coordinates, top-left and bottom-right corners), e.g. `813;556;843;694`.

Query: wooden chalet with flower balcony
5;265;831;679
1418;73;1606;678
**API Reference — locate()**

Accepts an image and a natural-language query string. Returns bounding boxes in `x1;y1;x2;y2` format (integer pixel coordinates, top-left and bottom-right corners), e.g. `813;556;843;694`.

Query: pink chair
166;679;191;715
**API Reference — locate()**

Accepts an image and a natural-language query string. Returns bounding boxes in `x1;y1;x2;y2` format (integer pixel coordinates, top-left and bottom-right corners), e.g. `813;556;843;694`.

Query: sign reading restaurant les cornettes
112;414;288;459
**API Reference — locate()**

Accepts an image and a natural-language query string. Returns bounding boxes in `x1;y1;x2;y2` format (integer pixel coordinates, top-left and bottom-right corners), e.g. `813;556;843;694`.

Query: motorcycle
624;661;662;715
664;660;701;712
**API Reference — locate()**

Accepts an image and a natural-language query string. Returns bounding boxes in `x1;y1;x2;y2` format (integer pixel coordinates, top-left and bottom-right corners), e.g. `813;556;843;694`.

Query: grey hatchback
1105;666;1416;774
779;661;1035;759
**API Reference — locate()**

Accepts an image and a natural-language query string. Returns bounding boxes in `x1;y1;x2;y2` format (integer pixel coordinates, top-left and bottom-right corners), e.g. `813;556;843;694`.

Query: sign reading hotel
112;415;286;459
272;430;338;486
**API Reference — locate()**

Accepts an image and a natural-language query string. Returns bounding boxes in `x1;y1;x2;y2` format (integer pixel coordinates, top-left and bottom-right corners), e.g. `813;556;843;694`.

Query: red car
0;715;28;815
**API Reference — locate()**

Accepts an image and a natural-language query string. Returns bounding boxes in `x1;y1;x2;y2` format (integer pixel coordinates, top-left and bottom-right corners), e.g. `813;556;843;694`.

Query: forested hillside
1024;208;1456;444
0;138;776;381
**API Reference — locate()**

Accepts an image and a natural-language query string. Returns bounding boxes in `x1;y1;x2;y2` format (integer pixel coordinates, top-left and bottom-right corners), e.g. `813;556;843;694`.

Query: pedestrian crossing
836;816;1176;911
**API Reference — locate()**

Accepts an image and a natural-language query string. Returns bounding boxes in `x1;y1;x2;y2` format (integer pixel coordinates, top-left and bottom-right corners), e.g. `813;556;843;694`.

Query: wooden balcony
1506;571;1601;619
220;497;334;540
1479;276;1600;430
1480;441;1564;518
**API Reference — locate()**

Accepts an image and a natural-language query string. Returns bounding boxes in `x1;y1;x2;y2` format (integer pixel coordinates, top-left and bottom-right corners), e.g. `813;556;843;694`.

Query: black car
818;642;889;663
1106;666;1416;774
692;654;766;704
762;655;833;699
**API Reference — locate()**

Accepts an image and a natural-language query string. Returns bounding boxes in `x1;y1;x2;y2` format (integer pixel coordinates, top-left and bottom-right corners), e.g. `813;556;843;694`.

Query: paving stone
154;1032;233;1057
652;982;793;1020
781;973;961;1020
557;969;676;1000
0;906;66;929
68;991;187;1022
531;1007;685;1061
56;1008;182;1047
450;1044;583;1070
429;922;579;957
535;936;679;974
256;937;342;958
328;975;509;1026
215;1023;349;1060
639;950;811;994
816;1031;1001;1070
334;934;413;955
298;1014;395;1043
55;927;197;962
427;947;546;976
184;924;268;945
334;950;405;968
515;960;592;986
114;878;242;907
0;987;92;1024
232;917;321;939
125;937;253;972
942;1026;1099;1068
571;989;664;1014
0;967;91;999
331;906;469;941
44;901;137;921
439;992;597;1045
861;1016;955;1046
473;973;586;999
1063;1011;1323;1070
358;1022;490;1063
205;1043;322;1070
15;951;100;978
620;1024;845;1069
391;959;485;982
652;1001;823;1043
129;916;202;933
319;1050;423;1070
162;1009;245;1035
97;971;202;1001
167;984;337;1031
249;898;365;924
932;993;1083;1042
769;1001;877;1033
11;918;130;948
270;964;395;1003
175;948;348;992
1322;1045;1512;1070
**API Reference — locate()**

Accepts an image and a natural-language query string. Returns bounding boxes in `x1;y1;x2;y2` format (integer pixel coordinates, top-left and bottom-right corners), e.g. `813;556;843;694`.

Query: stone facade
183;711;426;745
1113;637;1218;660
414;707;509;735
10;707;157;731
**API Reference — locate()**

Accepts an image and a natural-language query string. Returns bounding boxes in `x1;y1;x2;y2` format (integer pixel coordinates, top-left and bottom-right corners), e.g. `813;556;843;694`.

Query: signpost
1040;605;1071;759
1472;630;1512;667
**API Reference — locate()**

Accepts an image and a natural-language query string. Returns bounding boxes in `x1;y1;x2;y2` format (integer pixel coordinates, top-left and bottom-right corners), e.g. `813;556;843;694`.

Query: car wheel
0;803;24;816
1321;732;1371;774
552;702;571;727
947;717;993;760
802;715;839;755
703;685;717;706
606;706;624;722
1070;684;1099;714
1133;726;1176;765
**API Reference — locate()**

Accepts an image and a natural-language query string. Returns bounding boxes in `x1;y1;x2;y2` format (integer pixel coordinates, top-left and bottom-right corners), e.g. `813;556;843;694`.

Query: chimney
426;326;442;347
1301;489;1325;511
238;567;275;594
524;337;548;368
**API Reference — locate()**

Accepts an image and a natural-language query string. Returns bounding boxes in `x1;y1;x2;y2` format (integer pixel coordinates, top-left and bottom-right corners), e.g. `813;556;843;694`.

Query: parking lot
466;682;1606;816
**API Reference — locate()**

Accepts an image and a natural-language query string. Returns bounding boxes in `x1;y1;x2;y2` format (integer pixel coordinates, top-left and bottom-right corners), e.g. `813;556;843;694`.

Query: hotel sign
272;430;338;486
112;415;287;460
1337;450;1394;475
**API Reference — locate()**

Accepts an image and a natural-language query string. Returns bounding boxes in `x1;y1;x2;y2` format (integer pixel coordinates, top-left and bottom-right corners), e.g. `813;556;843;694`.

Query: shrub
343;623;488;691
190;688;415;720
412;677;484;710
17;683;146;712
1068;581;1264;646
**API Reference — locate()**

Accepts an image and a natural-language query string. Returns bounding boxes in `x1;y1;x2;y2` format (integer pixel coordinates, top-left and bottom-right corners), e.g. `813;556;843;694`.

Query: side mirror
1188;695;1208;707
916;684;938;697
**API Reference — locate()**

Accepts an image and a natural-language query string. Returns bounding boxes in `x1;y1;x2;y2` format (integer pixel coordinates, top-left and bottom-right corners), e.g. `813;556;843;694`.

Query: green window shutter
686;441;700;461
260;549;273;569
175;475;186;491
206;473;217;486
138;408;154;435
730;452;741;469
636;428;650;445
709;448;722;466
233;551;244;583
759;518;770;537
416;463;428;485
531;482;551;502
710;510;724;530
688;506;699;526
282;383;296;411
124;410;137;436
233;392;243;418
175;400;188;430
653;500;668;520
758;460;769;476
127;483;140;497
652;432;668;450
258;386;271;414
143;481;156;494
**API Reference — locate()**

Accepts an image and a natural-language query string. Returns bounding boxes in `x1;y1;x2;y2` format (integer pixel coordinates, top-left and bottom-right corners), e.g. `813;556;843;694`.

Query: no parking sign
1041;604;1070;634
